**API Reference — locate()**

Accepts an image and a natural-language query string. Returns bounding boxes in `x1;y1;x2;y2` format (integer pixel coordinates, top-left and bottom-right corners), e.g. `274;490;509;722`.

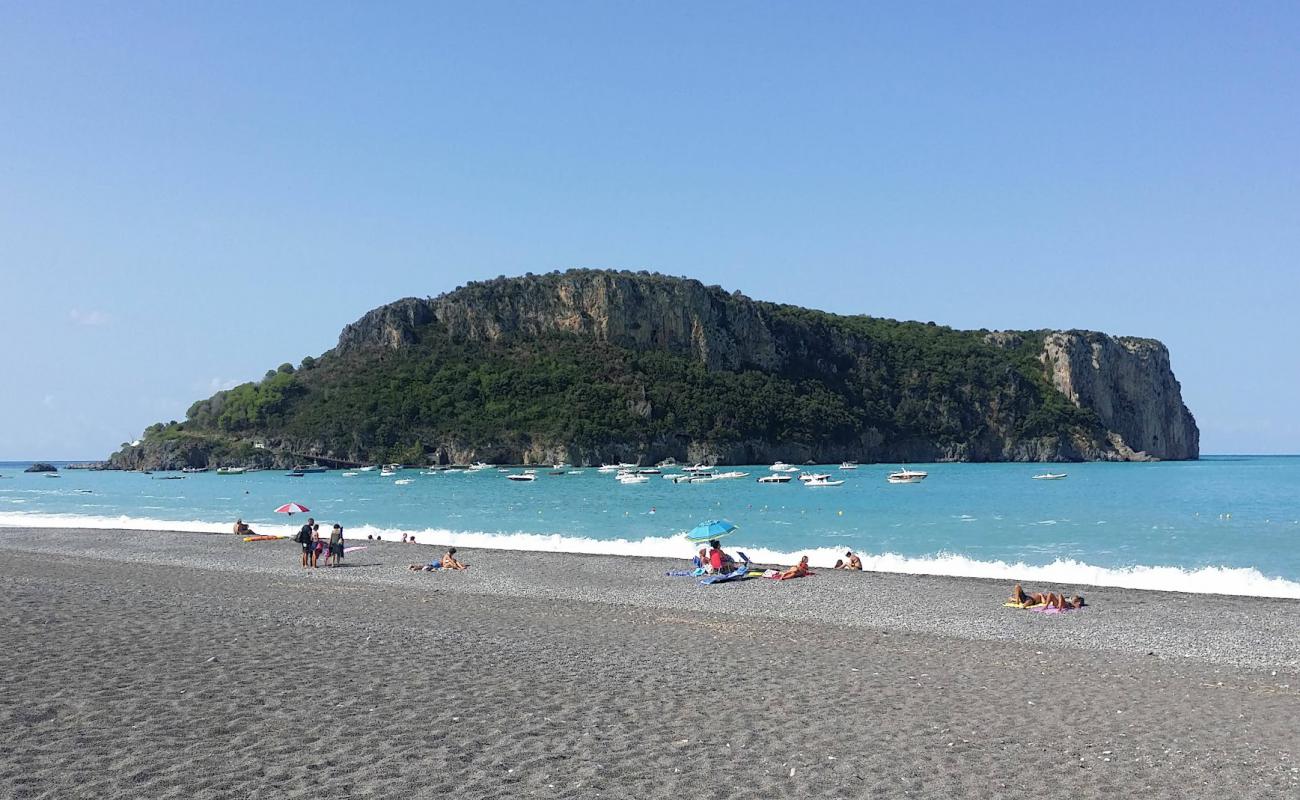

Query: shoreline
2;525;1297;672
4;512;1299;599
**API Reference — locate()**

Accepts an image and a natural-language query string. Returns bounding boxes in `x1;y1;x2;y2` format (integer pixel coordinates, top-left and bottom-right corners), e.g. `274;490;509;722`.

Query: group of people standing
294;517;346;568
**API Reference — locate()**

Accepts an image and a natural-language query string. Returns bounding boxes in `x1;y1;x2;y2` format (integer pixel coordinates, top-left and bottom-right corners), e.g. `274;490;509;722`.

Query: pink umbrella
275;502;310;515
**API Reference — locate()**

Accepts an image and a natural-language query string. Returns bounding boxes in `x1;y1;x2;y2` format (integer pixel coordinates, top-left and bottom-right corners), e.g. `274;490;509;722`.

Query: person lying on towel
1008;584;1085;609
776;556;811;580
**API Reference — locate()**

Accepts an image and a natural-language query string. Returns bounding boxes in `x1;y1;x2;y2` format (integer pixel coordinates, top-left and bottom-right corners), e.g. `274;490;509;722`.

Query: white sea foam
2;511;1299;599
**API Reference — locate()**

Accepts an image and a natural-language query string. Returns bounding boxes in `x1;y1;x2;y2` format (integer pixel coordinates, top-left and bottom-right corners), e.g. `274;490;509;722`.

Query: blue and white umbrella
685;519;738;544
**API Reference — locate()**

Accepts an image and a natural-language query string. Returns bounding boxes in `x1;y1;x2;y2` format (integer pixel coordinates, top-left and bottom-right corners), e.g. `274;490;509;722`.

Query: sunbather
776;556;811;580
441;547;469;570
1044;592;1086;609
1009;584;1085;609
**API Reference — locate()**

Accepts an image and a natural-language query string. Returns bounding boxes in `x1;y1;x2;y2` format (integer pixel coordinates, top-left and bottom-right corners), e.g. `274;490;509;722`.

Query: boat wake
2;511;1299;599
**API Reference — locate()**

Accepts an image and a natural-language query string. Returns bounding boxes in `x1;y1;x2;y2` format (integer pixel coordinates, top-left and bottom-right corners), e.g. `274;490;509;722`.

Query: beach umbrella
685;519;738;544
275;502;310;515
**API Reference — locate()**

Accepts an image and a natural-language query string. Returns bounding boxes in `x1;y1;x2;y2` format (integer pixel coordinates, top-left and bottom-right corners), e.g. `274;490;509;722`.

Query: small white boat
507;473;536;482
757;474;792;484
799;472;832;482
713;471;750;480
358;466;377;472
887;469;928;484
637;468;661;475
805;476;845;487
467;462;493;472
671;472;711;483
1033;472;1069;480
553;463;570;470
216;467;246;475
682;463;711;473
341;471;358;477
598;464;622;473
769;462;799;473
617;473;650;484
839;462;858;470
394;478;415;485
380;469;396;477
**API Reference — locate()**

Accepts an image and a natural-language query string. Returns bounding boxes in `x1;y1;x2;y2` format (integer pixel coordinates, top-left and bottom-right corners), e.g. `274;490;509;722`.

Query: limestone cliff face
1040;332;1199;460
338;271;781;372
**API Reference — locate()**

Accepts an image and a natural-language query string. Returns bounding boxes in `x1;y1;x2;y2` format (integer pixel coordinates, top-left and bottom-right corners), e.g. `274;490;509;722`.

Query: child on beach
309;525;322;568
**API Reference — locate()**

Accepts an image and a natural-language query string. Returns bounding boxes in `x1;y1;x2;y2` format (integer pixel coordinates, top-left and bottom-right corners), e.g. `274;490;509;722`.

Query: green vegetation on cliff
111;270;1186;469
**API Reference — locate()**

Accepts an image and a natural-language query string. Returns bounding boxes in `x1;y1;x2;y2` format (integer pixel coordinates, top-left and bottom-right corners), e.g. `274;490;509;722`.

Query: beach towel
1035;605;1083;614
666;569;704;577
699;565;753;585
1002;601;1046;609
242;535;280;542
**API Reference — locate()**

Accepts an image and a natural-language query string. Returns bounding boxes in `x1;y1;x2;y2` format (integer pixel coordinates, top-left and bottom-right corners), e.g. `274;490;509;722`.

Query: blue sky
2;2;1297;458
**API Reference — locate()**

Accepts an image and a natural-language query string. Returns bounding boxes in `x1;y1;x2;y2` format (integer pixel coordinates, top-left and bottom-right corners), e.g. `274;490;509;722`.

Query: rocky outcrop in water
115;270;1199;467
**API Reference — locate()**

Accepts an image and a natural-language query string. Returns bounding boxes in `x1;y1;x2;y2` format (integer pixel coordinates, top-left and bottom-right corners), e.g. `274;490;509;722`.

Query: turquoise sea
1;457;1297;597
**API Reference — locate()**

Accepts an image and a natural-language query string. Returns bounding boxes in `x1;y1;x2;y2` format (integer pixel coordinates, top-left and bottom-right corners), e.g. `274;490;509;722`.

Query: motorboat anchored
713;471;750;480
757;474;792;484
839;462;858;470
682;463;712;473
507;473;536;482
216;467;246;475
1033;472;1069;480
769;462;799;473
617;473;650;484
887;469;928;484
798;472;832;483
804;476;845;487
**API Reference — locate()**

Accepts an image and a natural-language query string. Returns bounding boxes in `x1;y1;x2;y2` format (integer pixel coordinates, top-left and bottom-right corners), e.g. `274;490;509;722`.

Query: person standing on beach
309;524;322;568
295;517;315;568
327;524;344;567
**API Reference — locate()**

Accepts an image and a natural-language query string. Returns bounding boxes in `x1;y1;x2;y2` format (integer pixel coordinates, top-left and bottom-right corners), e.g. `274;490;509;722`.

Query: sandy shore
1;527;1297;798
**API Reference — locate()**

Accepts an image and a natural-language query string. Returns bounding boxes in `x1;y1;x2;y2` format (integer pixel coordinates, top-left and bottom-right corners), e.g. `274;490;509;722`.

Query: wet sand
1;527;1296;798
